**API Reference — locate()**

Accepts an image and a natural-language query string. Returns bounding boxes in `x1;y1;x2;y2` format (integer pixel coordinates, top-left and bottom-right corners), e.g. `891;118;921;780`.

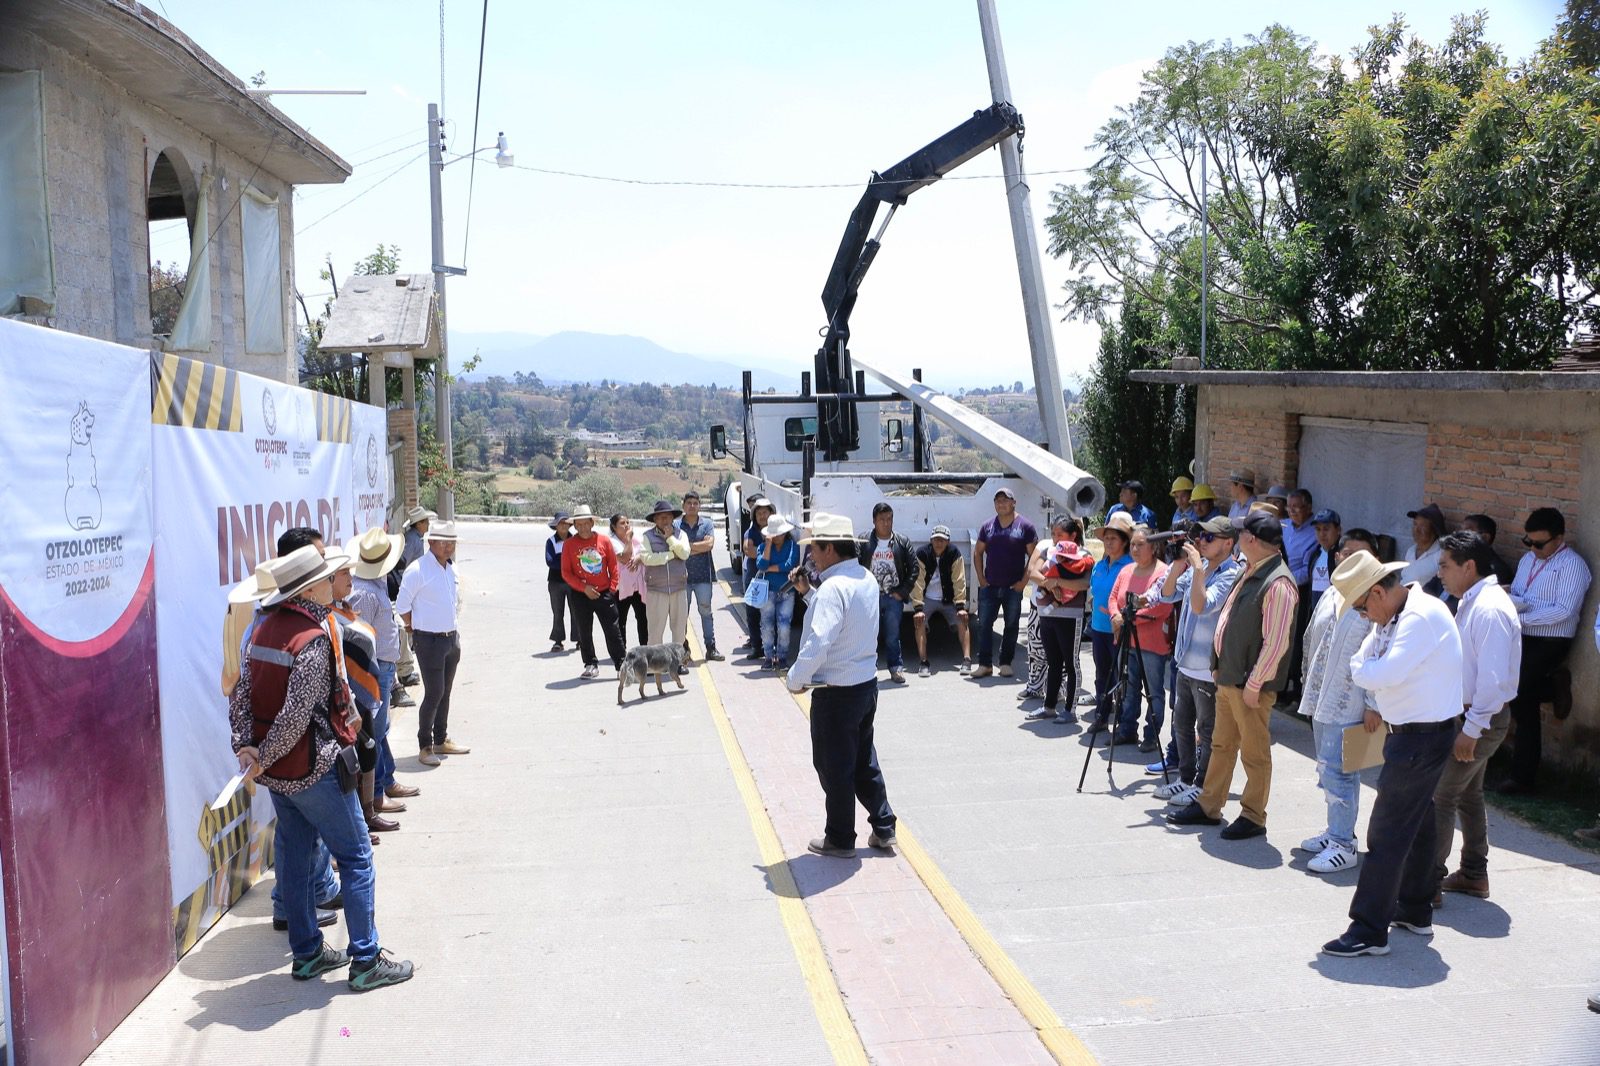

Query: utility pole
427;102;455;519
975;0;1074;464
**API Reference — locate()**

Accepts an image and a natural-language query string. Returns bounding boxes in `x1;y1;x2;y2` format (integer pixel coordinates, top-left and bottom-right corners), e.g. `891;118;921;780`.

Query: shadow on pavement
176;922;291;983
1198;833;1285;869
1308;945;1451;988
756;854;873;898
185;970;344;1032
1432;897;1513;939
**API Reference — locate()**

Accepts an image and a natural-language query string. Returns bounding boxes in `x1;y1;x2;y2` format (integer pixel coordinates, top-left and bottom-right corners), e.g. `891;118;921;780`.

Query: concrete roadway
90;521;1600;1065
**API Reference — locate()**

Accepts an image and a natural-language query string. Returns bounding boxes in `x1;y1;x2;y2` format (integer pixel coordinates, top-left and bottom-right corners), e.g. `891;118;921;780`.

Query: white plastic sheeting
1297;416;1425;557
166;177;211;352
240;189;282;354
0;71;54;316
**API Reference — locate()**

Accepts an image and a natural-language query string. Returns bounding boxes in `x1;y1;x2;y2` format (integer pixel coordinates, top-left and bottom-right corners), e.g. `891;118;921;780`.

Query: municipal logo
261;390;277;436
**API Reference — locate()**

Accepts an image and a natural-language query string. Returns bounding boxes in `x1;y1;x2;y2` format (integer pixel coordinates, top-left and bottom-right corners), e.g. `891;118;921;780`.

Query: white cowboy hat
1330;552;1408;610
403;506;437;529
425;520;459;542
262;545;350;607
570;505;598;523
798;512;855;543
228;556;285;605
350;527;404;579
763;514;795;539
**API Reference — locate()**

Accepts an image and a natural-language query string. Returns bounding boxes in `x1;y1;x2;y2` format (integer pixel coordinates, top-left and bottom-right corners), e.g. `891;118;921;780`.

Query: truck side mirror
710;425;729;460
885;417;904;454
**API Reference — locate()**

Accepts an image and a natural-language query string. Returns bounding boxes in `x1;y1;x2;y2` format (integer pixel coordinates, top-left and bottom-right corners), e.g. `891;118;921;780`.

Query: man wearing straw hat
346;527;419;811
390;506;436;706
1319;550;1463;957
640;499;692;657
397;520;470;765
561;505;626;680
230;545;415;990
787;513;897;858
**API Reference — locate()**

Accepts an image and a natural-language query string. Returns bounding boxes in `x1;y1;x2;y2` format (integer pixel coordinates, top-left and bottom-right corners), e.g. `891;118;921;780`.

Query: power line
461;0;490;269
295;150;427;234
500;160;1106;190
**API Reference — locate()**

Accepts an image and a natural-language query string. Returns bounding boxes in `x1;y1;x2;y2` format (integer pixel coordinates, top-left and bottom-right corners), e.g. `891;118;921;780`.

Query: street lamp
426;105;511;518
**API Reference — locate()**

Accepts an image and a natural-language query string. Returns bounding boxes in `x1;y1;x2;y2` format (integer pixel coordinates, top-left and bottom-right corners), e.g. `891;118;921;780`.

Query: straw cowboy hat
1330;552;1408;610
646;498;683;520
228;556;286;605
424;520;459;542
403;506;437;530
569;505;598;524
798;512;856;543
763;514;795;539
350;527;404;580
262;545;349;607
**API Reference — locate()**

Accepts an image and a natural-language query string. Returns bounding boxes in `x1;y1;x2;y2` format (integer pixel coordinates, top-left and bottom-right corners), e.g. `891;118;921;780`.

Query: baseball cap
993;487;1017;501
1406;503;1446;536
1190;515;1237;536
1311;508;1342;526
1233;511;1284;545
930;524;952;540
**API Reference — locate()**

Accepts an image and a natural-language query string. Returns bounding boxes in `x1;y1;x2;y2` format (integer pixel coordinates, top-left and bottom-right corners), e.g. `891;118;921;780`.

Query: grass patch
1484;753;1600;852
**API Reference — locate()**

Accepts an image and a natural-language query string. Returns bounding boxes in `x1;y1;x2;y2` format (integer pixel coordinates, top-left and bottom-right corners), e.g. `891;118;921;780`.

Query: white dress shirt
1300;588;1374;725
1350;583;1463;725
787;558;880;690
1454;576;1521;737
395;551;459;633
1507;543;1591;638
1401;540;1441;589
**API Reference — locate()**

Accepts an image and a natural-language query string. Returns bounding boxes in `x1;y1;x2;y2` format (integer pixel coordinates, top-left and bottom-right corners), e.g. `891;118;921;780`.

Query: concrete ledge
1129;369;1600;392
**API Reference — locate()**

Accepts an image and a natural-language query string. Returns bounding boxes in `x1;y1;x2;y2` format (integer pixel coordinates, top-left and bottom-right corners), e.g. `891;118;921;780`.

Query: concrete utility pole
427;102;455;519
975;0;1075;464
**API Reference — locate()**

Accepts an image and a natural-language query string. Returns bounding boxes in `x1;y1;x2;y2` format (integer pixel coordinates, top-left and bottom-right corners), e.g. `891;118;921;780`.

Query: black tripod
1077;592;1170;793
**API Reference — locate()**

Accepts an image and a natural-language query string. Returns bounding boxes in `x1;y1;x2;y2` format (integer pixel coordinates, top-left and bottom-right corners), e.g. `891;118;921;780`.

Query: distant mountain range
450;330;803;391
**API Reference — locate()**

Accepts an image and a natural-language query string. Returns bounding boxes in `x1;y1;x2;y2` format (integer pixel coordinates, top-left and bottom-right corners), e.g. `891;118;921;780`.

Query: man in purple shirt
970;488;1038;679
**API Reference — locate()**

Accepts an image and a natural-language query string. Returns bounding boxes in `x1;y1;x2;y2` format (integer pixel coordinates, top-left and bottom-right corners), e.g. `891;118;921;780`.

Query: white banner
349;401;391;541
151;354;385;928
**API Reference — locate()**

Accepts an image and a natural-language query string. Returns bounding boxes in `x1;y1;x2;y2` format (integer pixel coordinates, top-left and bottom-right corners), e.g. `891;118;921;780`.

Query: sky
149;0;1564;390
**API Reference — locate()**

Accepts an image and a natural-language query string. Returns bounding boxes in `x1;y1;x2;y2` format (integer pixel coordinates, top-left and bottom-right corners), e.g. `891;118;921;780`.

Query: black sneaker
1320;933;1389;957
273;908;337;932
290;942;350;980
348;949;416;992
918;661;931;678
1220;816;1267;840
1165;801;1222;827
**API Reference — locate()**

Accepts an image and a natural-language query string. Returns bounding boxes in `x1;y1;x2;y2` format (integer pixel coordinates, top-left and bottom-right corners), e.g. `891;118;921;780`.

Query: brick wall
1426;423;1582;544
1203;408;1300;492
388;406;419;511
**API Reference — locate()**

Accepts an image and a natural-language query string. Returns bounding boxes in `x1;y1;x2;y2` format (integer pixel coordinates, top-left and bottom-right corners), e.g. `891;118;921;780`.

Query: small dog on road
618;643;687;705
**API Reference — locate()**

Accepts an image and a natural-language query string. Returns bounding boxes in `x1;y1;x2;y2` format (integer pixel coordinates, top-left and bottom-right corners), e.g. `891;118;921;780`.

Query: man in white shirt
1401;503;1446;594
1431;531;1521;903
396;520;468;767
788;514;896;858
1321;552;1463;958
1499;506;1592;794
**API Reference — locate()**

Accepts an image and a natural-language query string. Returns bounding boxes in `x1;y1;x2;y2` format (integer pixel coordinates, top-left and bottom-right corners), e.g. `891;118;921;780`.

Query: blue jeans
270;836;338;922
759;588;794;664
1313;718;1363;850
1119;649;1170;743
878;594;905;671
374;659;397;792
270;768;380;962
689;581;717;650
976;586;1023;668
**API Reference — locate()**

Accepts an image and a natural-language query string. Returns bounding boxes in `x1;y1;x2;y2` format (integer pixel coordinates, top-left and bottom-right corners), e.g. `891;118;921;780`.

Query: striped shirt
1212;554;1298;693
1455;577;1521;738
1507;543;1591;638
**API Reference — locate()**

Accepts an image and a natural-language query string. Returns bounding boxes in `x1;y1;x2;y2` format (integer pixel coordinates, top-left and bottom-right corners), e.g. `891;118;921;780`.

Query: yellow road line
691;659;869;1066
784;680;1099;1066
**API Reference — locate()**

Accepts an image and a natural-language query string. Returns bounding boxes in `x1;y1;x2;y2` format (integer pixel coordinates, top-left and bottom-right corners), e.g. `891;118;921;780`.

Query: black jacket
858;532;916;599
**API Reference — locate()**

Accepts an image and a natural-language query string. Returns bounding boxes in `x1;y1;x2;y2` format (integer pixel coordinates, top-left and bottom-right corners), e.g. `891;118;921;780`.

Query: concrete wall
1195;382;1600;769
2;27;298;382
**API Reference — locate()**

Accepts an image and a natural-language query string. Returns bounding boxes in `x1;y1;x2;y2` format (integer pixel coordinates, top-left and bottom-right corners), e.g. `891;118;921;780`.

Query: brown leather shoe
374;795;407;814
385;782;421;799
366;812;400;832
435;738;471;755
1440;870;1489;898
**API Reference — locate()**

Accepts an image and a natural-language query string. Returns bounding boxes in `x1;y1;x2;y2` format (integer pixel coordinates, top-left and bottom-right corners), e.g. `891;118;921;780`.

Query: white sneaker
1298;832;1331;854
1025;706;1055;720
1164;783;1201;807
1153;780;1191;801
1307;843;1358;874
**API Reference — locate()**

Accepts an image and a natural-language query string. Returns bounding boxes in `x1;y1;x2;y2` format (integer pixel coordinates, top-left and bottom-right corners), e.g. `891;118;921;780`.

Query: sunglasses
1194;532;1220;544
1521;536;1553;549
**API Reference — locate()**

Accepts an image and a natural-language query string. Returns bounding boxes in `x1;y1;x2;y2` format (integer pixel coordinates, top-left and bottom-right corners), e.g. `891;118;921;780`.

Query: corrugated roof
1551;333;1600;373
317;274;439;358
